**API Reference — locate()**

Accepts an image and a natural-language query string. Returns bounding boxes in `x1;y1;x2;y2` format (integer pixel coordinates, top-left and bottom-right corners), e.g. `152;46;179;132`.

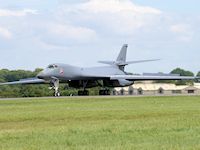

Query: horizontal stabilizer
98;61;115;65
98;59;160;66
119;59;160;66
98;44;159;71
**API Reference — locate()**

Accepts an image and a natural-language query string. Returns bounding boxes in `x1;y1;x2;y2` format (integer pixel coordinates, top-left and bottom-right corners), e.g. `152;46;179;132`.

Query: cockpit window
47;64;58;69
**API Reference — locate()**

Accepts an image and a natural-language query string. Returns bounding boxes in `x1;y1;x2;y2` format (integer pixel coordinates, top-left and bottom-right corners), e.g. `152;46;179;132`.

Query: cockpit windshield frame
47;64;58;69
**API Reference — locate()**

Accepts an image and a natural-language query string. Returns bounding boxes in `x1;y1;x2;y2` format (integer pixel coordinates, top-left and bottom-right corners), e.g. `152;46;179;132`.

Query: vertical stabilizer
116;44;128;63
98;44;159;71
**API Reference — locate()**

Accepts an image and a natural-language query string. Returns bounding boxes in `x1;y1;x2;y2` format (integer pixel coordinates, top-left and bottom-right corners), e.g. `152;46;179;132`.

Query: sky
0;0;200;74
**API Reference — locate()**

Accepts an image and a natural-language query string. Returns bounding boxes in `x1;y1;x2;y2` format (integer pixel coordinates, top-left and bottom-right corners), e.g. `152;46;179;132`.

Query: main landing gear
77;80;111;96
77;80;89;96
99;89;110;95
78;90;89;96
77;89;110;96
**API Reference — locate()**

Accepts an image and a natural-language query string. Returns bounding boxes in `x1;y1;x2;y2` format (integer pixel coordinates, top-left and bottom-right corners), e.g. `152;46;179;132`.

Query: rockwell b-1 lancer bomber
0;44;197;96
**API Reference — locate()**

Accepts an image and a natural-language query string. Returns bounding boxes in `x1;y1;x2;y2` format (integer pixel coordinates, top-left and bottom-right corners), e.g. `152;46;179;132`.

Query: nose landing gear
50;78;60;97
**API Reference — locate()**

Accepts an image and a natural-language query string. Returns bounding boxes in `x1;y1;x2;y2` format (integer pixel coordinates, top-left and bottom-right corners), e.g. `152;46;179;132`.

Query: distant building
112;83;200;96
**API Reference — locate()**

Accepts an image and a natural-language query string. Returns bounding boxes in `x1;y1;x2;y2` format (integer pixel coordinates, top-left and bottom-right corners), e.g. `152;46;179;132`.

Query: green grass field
0;96;200;150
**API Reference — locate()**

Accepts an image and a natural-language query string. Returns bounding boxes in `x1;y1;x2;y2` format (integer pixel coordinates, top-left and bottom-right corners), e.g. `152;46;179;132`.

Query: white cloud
0;0;199;73
48;24;96;41
59;0;162;35
170;24;189;34
39;23;97;45
0;9;38;17
0;26;12;39
75;0;161;14
170;24;193;42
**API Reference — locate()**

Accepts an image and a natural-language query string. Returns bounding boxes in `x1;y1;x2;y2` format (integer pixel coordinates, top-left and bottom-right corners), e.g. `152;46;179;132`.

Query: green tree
33;68;44;76
170;68;194;85
0;68;48;98
155;68;194;85
171;68;194;76
197;71;200;77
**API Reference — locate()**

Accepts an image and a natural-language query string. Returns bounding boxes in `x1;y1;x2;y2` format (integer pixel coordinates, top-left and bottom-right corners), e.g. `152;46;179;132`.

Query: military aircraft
0;44;197;96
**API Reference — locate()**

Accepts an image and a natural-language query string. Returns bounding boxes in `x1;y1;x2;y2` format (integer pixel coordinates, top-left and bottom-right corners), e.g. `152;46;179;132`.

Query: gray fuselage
37;63;126;81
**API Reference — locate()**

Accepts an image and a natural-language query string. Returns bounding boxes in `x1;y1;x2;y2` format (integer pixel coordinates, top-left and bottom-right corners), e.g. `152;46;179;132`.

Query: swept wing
0;78;45;85
110;75;196;81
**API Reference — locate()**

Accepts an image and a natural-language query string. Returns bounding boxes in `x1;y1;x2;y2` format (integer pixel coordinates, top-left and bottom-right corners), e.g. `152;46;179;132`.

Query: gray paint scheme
0;44;197;95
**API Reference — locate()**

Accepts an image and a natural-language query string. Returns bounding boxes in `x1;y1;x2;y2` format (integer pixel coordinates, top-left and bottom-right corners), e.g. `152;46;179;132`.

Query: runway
0;95;141;101
0;94;199;101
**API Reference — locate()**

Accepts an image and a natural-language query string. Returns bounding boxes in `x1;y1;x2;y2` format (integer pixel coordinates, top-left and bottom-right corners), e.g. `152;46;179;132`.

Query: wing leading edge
79;73;196;81
0;78;46;85
110;75;196;81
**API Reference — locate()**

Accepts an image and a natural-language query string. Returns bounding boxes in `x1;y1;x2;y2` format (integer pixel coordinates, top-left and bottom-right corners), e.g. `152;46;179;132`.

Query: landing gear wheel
78;90;89;96
55;91;60;97
99;89;110;95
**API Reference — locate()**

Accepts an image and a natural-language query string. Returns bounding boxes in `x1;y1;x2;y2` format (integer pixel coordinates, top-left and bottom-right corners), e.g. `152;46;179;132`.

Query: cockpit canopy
47;64;58;69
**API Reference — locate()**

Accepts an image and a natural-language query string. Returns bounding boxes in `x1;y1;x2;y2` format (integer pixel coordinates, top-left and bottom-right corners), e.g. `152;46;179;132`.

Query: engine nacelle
117;79;134;87
103;79;134;87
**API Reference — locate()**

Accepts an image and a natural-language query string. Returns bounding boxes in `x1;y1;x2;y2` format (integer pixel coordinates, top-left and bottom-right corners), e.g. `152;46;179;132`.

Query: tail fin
116;44;128;63
98;44;159;71
98;44;128;66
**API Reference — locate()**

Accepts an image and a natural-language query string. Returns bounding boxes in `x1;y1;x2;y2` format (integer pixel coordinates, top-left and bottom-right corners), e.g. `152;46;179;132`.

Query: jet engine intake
103;79;134;87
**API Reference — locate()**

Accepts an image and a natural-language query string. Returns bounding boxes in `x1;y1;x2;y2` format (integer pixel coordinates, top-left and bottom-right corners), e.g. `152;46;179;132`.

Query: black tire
99;90;104;95
105;90;110;95
78;90;89;96
83;90;89;96
99;89;110;95
78;91;83;96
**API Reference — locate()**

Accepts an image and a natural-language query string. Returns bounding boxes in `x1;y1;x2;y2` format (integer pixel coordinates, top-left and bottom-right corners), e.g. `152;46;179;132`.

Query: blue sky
0;0;199;74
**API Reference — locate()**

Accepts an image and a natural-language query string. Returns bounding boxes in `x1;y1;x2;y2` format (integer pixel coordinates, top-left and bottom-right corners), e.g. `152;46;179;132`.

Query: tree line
0;68;199;98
